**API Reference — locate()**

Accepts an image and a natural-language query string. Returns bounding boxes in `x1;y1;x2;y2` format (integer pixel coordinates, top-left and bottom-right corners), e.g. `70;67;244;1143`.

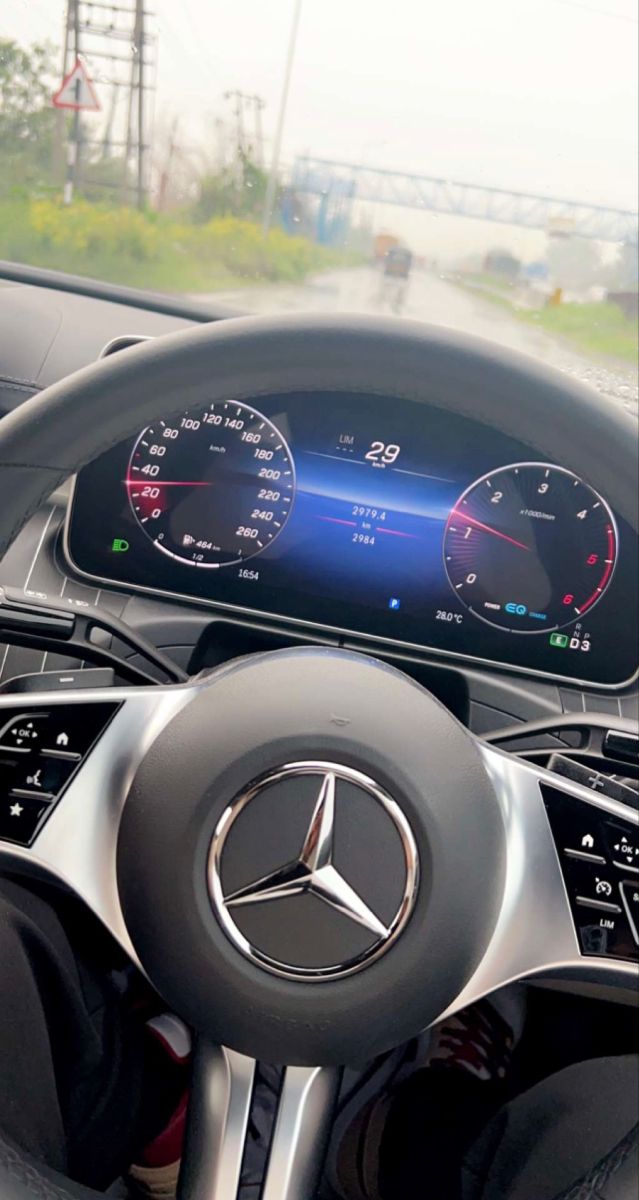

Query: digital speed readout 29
126;404;617;634
66;391;637;687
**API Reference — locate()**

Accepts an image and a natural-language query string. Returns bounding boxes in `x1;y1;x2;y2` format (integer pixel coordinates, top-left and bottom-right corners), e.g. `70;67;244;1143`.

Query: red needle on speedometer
449;510;530;551
124;475;212;480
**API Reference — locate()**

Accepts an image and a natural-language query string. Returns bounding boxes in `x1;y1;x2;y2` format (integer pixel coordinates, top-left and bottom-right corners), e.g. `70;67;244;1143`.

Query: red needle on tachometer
450;510;530;551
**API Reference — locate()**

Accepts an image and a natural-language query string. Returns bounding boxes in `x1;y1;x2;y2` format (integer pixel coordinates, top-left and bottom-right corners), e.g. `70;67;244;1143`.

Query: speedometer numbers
443;464;617;633
127;401;295;568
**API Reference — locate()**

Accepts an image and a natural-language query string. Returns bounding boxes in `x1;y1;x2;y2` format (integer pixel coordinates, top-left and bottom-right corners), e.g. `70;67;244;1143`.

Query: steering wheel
0;315;637;1200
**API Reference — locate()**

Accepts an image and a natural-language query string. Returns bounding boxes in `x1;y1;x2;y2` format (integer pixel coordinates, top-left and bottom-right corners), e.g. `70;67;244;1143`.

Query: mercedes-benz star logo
208;762;419;981
225;771;390;937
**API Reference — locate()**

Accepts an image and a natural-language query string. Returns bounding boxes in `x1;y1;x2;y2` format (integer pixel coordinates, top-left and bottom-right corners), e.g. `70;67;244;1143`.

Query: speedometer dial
127;401;295;568
443;463;617;632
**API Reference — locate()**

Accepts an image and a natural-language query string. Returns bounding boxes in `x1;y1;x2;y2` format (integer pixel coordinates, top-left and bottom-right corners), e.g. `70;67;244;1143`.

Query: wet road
200;267;638;416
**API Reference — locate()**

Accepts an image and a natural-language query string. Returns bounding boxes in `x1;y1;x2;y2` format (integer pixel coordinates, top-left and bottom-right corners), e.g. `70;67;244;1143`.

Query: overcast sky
5;0;638;258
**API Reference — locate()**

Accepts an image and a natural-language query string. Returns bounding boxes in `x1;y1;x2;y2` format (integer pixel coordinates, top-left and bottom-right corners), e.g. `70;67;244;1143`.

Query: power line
58;0;157;207
223;90;265;166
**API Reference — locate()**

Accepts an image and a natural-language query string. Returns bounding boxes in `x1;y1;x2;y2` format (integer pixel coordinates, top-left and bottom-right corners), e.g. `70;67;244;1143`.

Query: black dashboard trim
61;477;638;693
0;261;242;323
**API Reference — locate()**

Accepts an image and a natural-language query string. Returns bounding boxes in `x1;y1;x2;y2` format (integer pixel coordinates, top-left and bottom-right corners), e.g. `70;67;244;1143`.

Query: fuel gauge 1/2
443;462;617;633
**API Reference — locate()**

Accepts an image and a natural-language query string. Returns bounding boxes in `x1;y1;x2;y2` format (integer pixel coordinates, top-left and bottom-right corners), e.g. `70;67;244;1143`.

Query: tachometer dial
127;401;295;568
443;463;617;632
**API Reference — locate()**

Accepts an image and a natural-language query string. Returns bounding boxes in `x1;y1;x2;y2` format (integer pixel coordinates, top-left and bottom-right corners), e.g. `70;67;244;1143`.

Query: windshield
2;1;637;404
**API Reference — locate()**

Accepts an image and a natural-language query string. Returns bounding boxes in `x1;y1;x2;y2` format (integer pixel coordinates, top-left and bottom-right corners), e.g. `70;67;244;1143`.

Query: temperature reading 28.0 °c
443;463;617;633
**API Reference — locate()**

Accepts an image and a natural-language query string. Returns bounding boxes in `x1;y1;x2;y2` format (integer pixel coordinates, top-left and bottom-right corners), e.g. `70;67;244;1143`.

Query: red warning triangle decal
53;58;101;112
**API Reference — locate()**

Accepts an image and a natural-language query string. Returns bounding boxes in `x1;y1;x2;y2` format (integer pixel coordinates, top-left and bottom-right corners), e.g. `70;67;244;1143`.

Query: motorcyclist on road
380;244;413;312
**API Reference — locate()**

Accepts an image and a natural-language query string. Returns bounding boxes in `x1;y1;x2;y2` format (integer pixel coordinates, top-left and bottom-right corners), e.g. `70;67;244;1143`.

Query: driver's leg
330;994;638;1200
0;877;145;1190
461;1054;639;1200
329;993;523;1200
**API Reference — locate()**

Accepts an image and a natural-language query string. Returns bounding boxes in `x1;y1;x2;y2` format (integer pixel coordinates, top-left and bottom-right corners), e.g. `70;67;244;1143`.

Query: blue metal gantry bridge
291;156;638;247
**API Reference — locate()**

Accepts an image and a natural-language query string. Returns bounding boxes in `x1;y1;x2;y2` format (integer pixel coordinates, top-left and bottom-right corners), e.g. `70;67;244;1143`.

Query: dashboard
66;388;638;688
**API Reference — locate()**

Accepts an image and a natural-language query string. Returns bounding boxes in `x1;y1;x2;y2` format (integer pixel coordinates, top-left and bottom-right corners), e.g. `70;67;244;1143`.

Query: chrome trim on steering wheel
178;1044;256;1200
1;682;636;1000
0;682;200;964
0;677;637;1200
177;1042;340;1200
208;760;419;981
439;742;639;1021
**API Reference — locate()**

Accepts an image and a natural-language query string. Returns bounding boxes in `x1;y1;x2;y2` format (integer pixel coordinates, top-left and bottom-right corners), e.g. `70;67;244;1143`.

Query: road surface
197;267;638;415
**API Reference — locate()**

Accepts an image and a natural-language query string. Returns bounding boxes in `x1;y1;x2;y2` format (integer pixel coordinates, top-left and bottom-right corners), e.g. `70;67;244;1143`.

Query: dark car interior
0;264;637;1200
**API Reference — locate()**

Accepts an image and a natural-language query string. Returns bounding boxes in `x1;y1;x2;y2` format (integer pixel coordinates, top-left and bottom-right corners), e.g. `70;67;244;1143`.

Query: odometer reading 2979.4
127;401;295;568
443;463;617;633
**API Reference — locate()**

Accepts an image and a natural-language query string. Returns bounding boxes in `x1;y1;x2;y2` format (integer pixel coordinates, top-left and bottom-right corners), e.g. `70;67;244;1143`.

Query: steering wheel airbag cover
117;647;504;1065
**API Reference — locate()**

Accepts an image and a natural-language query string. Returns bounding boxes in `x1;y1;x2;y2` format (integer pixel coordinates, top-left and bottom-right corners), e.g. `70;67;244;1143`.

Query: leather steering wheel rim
0;314;637;559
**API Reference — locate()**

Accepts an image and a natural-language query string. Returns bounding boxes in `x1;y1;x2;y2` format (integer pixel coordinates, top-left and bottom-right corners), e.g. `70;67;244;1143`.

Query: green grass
519;302;638;365
454;273;638;365
0;237;245;292
0;196;353;294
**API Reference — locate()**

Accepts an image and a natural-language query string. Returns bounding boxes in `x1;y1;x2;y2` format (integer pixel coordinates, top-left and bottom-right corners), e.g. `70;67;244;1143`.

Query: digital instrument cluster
66;391;638;686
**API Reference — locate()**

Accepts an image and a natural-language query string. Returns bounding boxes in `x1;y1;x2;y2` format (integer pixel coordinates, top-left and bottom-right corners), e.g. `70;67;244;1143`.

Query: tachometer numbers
443;463;617;633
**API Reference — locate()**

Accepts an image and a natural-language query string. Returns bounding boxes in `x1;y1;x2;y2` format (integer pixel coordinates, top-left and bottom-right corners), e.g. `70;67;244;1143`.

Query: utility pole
101;82;120;159
123;13;137;199
53;1;72;184
224;88;247;185
252;95;265;168
224;91;265;168
63;0;82;204
57;0;157;206
134;0;146;209
262;0;303;237
157;116;179;212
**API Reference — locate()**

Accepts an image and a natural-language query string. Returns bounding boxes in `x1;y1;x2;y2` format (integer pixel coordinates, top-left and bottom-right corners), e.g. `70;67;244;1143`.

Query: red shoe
423;996;517;1082
128;1014;191;1200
